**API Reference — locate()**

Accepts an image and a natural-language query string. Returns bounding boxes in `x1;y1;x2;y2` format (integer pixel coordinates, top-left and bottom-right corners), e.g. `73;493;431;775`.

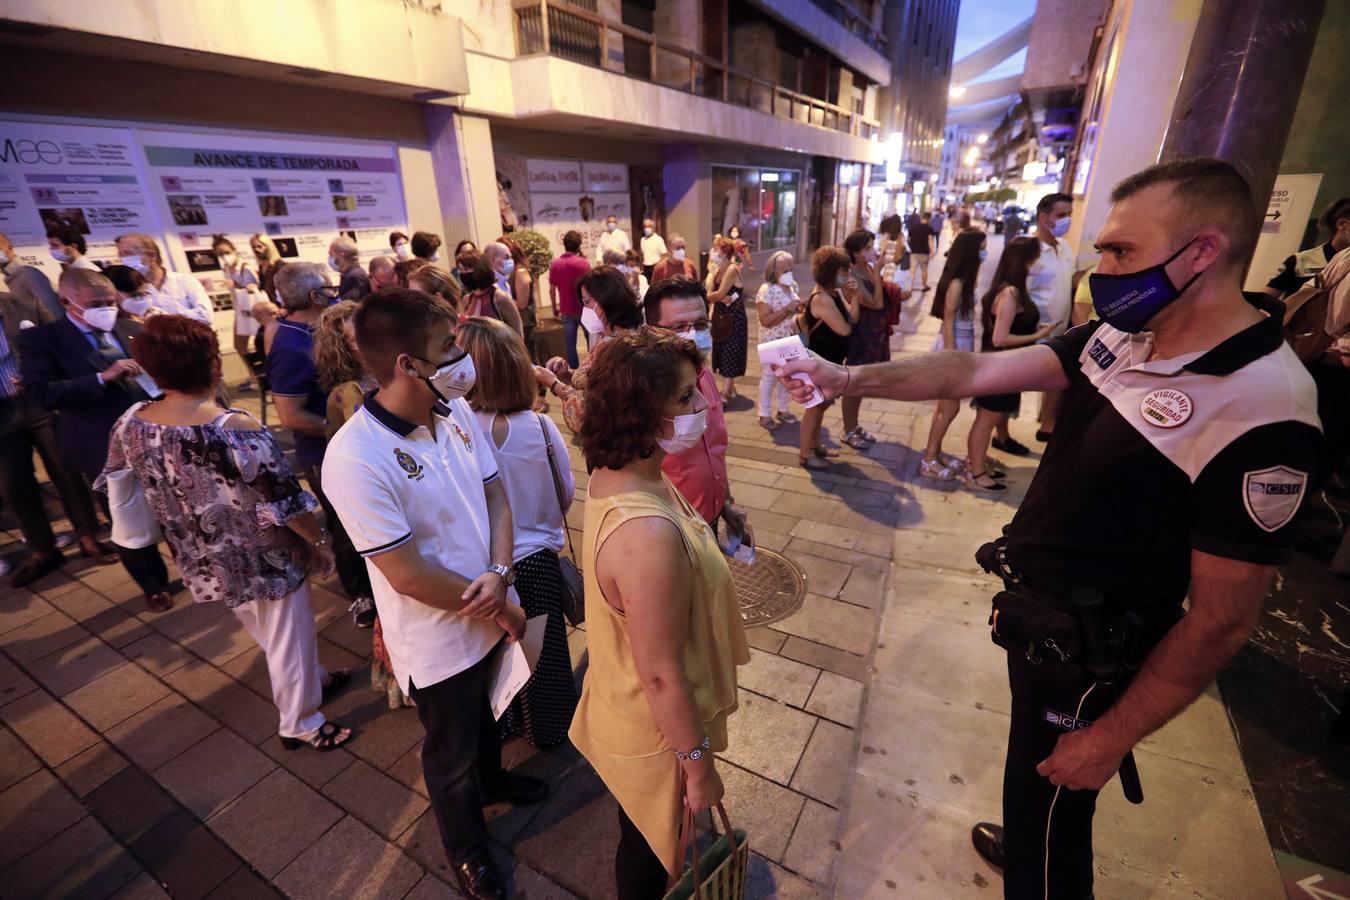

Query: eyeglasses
310;286;342;303
653;321;711;333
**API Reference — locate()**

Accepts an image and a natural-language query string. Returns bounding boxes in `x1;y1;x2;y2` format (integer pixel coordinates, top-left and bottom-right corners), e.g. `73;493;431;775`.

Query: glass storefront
711;165;800;253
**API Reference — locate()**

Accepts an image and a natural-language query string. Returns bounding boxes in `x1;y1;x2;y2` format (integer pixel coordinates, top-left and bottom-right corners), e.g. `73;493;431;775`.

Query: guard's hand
460;572;507;619
1035;725;1128;792
104;359;143;381
495;602;526;643
774;352;848;402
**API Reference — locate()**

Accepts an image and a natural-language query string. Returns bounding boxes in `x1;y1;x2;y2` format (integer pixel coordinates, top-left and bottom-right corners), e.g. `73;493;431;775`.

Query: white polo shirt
1028;237;1074;338
146;271;213;325
322;390;507;692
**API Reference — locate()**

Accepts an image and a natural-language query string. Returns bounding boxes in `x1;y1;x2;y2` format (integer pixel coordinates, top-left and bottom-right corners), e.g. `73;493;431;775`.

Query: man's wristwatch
674;736;711;761
488;563;515;587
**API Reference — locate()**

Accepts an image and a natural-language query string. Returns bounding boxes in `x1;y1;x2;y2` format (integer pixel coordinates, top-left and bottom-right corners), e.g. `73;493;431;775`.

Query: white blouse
756;282;800;343
472;409;575;560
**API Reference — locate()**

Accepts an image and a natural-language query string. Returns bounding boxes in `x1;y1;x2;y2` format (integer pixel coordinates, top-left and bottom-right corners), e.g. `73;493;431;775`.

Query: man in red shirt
643;277;753;543
651;234;699;283
548;230;591;369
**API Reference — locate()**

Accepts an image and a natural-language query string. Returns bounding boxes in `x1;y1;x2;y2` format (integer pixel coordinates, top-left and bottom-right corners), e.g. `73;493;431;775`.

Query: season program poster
0;119;163;283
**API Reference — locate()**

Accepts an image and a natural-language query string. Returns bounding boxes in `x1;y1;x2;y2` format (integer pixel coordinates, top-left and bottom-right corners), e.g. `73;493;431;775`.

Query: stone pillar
1161;0;1326;210
422;106;501;249
663;143;709;260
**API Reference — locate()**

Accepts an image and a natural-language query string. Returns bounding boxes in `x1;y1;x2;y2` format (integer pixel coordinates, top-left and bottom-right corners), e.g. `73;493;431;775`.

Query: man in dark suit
0;287;117;586
19;268;172;610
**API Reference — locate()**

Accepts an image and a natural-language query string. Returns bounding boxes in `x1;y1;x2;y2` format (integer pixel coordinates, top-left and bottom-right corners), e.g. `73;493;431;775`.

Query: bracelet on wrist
313;532;330;548
674;736;711;761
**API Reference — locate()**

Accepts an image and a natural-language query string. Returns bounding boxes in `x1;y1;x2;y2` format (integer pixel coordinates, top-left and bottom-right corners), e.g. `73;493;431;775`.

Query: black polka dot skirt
499;549;580;749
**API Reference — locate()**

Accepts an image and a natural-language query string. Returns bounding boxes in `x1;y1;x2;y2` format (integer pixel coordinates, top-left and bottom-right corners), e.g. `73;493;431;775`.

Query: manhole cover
730;548;807;627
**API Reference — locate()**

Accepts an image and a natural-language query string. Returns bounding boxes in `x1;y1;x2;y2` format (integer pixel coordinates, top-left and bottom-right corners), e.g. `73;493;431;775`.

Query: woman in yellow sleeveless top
570;329;749;899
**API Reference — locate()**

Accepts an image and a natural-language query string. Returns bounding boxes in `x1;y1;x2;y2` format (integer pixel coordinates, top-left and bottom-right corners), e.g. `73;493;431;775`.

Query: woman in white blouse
755;250;801;430
457;316;580;748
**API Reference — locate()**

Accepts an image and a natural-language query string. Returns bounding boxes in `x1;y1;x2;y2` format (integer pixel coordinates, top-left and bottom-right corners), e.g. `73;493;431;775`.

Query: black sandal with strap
321;670;351;704
280;720;354;752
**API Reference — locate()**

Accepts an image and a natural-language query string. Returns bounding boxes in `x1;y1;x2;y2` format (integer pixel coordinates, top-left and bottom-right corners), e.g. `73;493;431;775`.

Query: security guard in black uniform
776;158;1322;899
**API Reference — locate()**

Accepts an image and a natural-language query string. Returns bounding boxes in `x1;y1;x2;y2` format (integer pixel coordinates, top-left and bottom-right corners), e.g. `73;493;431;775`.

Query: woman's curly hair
578;328;704;471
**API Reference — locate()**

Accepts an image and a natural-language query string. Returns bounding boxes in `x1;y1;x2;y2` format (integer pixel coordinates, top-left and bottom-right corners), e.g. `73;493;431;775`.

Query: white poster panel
530;191;631;264
0;120;163;284
526;159;583;193
1245;173;1324;292
582;162;629;193
139;129;409;335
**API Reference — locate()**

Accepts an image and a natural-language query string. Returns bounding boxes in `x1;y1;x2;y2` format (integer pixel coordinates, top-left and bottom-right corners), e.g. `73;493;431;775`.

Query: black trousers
0;397;100;554
87;476;170;595
303;467;371;601
409;649;505;865
616;804;668;900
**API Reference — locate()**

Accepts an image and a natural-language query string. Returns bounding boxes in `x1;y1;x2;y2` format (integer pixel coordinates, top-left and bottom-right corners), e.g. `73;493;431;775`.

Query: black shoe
9;550;65;588
451;850;505;900
971;822;1005;871
991;437;1031;457
481;772;549;807
1035;430;1053;442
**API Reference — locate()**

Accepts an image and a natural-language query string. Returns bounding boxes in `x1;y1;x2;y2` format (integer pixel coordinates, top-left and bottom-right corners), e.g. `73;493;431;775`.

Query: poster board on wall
495;156;632;265
0;120;164;286
1244;173;1323;292
140;128;409;337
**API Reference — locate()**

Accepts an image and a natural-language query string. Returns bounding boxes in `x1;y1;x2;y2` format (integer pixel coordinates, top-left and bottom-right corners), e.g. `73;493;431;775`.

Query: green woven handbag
663;802;749;900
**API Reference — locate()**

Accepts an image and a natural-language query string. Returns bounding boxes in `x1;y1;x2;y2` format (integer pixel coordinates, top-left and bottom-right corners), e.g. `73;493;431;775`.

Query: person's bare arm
494;289;524;336
859;262;885;310
812;290;853;336
941;280;960;349
1037;551;1272;791
513;271;532;310
991;290;1055;349
756;287;796;328
549;278;560;316
272;395;328;438
708;264;739;304
601;514;724;810
366;542;475;612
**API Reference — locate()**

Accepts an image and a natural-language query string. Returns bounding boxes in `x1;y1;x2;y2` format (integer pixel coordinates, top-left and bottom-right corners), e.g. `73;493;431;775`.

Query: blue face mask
1088;237;1203;333
979;249;988;262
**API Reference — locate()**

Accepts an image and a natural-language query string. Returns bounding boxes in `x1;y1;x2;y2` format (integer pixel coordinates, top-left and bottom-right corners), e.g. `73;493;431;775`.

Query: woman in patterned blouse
97;315;355;752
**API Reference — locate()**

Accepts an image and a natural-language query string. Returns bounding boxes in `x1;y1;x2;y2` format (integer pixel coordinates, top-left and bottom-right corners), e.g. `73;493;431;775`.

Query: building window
711;166;799;253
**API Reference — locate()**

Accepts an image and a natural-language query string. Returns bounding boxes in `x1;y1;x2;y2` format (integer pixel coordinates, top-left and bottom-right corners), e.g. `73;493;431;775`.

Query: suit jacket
0;291;57;434
2;263;62;319
18;316;146;475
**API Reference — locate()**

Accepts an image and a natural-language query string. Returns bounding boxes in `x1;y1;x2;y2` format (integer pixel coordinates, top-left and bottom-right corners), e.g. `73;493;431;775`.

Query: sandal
800;455;830;471
939;453;967;472
814;445;841;459
280;720;354;752
919;458;956;481
758;416;779;430
842;429;870;451
776;411;798;425
322;670;351;703
963;471;1007;493
854;427;878;445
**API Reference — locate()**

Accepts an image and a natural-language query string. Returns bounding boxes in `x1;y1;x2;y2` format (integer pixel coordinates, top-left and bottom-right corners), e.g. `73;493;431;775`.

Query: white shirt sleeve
322;451;413;557
176;274;215;325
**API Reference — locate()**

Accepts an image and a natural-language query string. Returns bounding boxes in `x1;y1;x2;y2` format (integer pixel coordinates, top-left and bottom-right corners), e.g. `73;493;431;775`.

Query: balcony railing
513;0;880;141
806;0;887;53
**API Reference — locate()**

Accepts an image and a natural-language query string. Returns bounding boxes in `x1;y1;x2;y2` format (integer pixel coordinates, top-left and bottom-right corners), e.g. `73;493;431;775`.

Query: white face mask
501;258;515;276
0;251;10;266
679;326;714;354
672;248;686;261
74;301;118;331
1051;216;1072;238
606;222;617;232
328;255;341;271
120;255;148;275
219;252;236;268
394;243;411;259
643;227;653;236
421;352;477;403
121;296;152;317
658;405;708;454
52;248;72;263
429;251;440;263
580;305;605;334
779;271;795;287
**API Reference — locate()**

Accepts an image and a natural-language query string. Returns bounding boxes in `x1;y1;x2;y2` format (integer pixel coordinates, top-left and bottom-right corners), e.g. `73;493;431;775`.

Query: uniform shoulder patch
1242;465;1308;532
1087;338;1117;370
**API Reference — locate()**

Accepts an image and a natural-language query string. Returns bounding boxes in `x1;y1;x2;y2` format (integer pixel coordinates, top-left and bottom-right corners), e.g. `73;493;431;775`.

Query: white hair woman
754;250;801;429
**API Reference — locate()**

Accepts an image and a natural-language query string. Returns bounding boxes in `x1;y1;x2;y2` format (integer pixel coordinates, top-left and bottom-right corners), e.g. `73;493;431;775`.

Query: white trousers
231;584;327;739
759;369;790;416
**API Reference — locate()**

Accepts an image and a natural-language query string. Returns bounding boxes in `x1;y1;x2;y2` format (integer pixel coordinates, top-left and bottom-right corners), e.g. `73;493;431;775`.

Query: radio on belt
757;336;825;408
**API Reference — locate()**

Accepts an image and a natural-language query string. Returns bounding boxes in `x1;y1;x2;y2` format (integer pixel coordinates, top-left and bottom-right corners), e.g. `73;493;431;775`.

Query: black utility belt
989;590;1083;665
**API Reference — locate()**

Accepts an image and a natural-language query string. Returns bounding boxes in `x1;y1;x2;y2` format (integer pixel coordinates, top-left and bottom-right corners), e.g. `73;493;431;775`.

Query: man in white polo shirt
322;288;545;900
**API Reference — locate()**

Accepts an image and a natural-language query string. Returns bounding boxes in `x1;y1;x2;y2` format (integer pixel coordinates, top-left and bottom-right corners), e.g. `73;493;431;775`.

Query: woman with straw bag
570;328;750;899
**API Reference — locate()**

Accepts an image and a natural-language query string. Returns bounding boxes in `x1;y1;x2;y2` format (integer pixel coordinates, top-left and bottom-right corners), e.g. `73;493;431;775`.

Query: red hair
133;314;221;394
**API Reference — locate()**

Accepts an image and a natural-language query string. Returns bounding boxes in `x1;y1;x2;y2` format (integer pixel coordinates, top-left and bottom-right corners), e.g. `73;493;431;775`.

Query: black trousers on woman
616;804;669;900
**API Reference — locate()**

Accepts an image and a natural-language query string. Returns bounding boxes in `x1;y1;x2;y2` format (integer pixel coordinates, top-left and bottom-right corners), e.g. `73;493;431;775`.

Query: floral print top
756;282;801;343
96;404;319;607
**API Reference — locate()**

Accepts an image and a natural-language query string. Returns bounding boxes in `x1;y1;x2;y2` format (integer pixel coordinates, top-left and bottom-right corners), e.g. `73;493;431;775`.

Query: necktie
93;329;124;364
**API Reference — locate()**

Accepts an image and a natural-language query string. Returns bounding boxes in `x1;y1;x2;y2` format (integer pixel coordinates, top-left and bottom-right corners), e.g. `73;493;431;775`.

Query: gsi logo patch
1087;339;1117;370
1045;709;1092;732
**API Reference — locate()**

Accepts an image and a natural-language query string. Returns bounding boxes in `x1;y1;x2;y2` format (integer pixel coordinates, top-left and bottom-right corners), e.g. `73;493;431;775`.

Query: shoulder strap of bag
537;413;576;558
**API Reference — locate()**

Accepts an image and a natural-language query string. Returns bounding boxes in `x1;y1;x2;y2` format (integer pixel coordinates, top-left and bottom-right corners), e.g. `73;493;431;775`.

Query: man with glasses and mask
268;262;372;621
322;288;545;900
644;277;753;546
775;159;1321;900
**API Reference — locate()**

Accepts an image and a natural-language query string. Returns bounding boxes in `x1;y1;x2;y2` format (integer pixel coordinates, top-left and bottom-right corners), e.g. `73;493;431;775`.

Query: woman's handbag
664;800;749;900
709;301;735;343
537;414;585;626
105;417;162;549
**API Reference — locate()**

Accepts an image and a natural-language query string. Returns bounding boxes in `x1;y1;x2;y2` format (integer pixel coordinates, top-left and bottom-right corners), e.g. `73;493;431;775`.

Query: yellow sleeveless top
568;478;750;873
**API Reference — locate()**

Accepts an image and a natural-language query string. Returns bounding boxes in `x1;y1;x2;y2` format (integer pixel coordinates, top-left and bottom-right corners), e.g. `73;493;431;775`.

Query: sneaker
53;532;77;550
349;596;376;628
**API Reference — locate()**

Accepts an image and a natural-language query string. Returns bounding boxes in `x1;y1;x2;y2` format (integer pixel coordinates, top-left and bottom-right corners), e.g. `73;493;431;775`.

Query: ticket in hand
758;336;826;408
